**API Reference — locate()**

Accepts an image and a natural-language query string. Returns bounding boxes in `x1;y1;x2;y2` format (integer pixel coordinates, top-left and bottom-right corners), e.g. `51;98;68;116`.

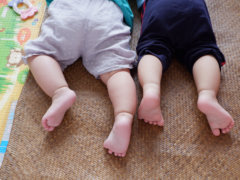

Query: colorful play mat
0;0;46;166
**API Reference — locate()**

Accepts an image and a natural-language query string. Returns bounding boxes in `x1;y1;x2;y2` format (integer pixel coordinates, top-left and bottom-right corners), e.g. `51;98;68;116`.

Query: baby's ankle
143;83;160;97
52;86;75;100
198;90;217;99
115;112;133;121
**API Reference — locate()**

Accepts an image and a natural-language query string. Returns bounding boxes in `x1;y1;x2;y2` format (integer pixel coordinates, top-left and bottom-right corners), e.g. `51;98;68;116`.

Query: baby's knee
100;69;130;84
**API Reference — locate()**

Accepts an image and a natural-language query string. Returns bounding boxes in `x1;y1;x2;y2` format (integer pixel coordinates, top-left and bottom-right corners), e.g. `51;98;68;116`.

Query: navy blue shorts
136;0;225;72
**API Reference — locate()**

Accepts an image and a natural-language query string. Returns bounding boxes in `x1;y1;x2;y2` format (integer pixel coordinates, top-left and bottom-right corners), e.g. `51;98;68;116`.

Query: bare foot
197;90;234;136
104;113;133;157
42;87;76;131
138;85;164;126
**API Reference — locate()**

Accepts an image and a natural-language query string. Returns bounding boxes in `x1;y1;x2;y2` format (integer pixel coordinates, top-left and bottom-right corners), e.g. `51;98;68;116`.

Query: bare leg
100;69;137;157
193;55;234;136
137;55;164;126
28;55;76;131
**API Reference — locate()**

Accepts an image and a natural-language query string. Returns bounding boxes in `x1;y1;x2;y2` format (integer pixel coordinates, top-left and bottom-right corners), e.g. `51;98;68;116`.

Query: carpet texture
0;0;240;179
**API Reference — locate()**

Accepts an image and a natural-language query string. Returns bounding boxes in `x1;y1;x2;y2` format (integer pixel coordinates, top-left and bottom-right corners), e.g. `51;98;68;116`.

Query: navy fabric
136;0;225;72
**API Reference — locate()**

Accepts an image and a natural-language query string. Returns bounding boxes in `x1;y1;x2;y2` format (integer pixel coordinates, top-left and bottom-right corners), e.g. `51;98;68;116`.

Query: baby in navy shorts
136;0;234;136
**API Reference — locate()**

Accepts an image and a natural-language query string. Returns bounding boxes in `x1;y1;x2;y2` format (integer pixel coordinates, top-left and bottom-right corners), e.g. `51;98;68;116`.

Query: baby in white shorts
23;0;137;157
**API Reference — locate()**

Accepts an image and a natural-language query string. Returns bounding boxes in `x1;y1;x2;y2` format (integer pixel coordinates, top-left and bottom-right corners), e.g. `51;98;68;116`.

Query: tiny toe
223;123;234;133
108;150;113;154
212;128;220;136
230;122;234;128
42;118;54;131
221;129;227;134
223;126;230;132
47;126;55;131
159;121;164;126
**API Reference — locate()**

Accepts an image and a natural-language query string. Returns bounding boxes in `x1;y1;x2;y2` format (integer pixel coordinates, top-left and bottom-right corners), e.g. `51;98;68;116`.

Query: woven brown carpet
1;0;240;179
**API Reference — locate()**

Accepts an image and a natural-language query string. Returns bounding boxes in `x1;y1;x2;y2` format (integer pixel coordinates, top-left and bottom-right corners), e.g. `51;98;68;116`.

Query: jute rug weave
0;0;240;179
